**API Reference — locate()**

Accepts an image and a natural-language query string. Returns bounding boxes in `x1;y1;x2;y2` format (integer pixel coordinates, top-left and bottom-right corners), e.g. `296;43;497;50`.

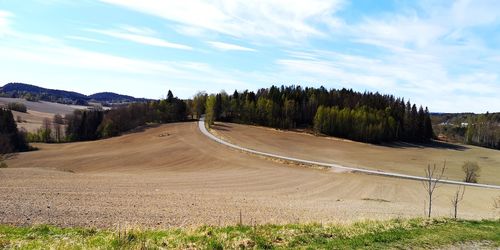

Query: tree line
465;112;500;149
205;85;434;143
29;90;188;143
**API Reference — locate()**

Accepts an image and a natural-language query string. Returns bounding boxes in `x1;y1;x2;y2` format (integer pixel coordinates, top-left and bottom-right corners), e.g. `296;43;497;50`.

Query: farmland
2;121;499;229
213;122;500;185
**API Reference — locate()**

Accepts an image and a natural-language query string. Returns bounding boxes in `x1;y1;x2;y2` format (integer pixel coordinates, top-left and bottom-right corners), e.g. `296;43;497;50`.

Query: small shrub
7;102;27;113
462;161;480;183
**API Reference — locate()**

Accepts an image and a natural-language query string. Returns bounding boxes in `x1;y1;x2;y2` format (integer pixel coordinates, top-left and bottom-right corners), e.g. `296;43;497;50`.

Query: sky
0;0;499;113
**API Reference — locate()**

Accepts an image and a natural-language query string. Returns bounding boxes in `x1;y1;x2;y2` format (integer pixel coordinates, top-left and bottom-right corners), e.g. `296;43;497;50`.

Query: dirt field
213;122;500;186
2;122;499;228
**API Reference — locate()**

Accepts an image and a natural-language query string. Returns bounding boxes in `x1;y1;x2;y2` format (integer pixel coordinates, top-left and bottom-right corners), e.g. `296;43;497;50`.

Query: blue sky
0;0;499;113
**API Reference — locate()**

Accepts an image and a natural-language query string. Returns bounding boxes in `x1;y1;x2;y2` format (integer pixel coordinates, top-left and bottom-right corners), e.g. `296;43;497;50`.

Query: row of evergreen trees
0;108;30;153
206;85;434;143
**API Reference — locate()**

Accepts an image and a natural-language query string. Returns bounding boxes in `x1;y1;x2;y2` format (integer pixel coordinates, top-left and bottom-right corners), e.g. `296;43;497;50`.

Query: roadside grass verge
0;218;498;249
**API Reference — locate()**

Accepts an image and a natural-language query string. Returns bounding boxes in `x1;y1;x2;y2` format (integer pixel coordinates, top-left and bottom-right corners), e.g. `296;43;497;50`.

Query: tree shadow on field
381;140;469;151
123;123;163;135
212;123;232;131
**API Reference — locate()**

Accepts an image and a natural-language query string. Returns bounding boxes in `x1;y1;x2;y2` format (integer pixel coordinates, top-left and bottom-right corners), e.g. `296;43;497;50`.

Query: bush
462;161;480;183
7;102;27;113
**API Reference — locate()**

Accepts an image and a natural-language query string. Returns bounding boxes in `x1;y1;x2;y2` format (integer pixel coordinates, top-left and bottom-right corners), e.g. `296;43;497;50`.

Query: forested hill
89;92;149;103
205;85;434;144
0;83;149;105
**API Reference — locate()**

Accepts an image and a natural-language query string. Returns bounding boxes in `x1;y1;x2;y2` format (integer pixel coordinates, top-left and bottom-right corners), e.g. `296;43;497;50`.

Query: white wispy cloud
99;0;344;43
207;41;256;52
66;35;107;44
86;26;192;50
0;28;253;98
0;10;13;36
277;46;500;112
2;1;499;112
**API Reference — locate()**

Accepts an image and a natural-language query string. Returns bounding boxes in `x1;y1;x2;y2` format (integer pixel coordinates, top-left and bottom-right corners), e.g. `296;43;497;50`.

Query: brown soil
2;122;499;229
213;122;500;185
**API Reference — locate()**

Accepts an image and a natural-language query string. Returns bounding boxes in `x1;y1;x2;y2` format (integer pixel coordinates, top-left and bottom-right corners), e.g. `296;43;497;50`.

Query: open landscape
1;1;500;248
212;122;500;185
2;120;499;229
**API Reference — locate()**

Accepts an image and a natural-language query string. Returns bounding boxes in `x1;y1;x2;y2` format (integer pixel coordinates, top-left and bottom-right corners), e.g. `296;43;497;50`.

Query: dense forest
0;108;30;153
205;85;434;143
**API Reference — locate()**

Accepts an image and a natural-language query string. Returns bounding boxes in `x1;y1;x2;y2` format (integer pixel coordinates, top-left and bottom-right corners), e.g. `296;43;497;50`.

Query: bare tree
53;114;63;143
53;114;64;125
53;122;62;143
422;162;446;218
42;118;52;143
462;161;480;183
451;185;465;219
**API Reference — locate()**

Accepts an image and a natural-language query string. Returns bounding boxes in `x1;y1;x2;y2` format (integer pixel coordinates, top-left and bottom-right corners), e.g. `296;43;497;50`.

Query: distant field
3;122;499;228
213;122;500;186
0;97;87;132
0;97;86;114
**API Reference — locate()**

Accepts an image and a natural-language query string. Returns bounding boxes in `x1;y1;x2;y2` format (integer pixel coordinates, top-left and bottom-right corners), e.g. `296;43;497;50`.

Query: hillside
0;83;150;105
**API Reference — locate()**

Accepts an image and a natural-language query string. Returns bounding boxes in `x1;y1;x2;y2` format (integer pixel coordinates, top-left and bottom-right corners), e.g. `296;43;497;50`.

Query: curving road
199;118;500;190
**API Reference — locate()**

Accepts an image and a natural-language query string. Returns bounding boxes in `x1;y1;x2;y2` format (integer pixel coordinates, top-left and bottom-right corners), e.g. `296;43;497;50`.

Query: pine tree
0;108;30;153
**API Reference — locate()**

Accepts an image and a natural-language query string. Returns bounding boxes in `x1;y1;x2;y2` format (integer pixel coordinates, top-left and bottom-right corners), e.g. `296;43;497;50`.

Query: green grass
0;218;499;249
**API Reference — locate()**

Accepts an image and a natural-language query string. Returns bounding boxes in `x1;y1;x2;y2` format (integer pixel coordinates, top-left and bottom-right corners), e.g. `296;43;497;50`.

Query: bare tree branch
422;161;446;218
451;185;466;219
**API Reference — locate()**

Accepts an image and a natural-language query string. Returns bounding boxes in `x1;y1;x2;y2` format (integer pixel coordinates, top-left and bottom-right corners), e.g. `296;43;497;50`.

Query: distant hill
0;83;150;105
89;92;150;104
89;92;136;102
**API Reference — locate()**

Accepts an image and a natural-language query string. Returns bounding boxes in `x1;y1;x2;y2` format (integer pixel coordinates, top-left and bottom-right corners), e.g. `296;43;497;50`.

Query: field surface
2;121;499;228
213;122;500;186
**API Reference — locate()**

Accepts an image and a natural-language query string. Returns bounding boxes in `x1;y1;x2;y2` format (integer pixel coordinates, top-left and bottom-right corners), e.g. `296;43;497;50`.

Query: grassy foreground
0;218;499;249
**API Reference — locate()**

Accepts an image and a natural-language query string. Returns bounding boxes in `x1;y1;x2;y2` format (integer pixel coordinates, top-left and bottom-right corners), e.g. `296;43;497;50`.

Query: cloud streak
98;0;344;43
1;1;499;113
87;26;192;50
207;41;256;52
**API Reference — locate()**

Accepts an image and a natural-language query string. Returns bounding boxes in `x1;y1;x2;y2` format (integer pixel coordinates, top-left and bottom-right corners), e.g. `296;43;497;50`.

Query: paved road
199;118;500;190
